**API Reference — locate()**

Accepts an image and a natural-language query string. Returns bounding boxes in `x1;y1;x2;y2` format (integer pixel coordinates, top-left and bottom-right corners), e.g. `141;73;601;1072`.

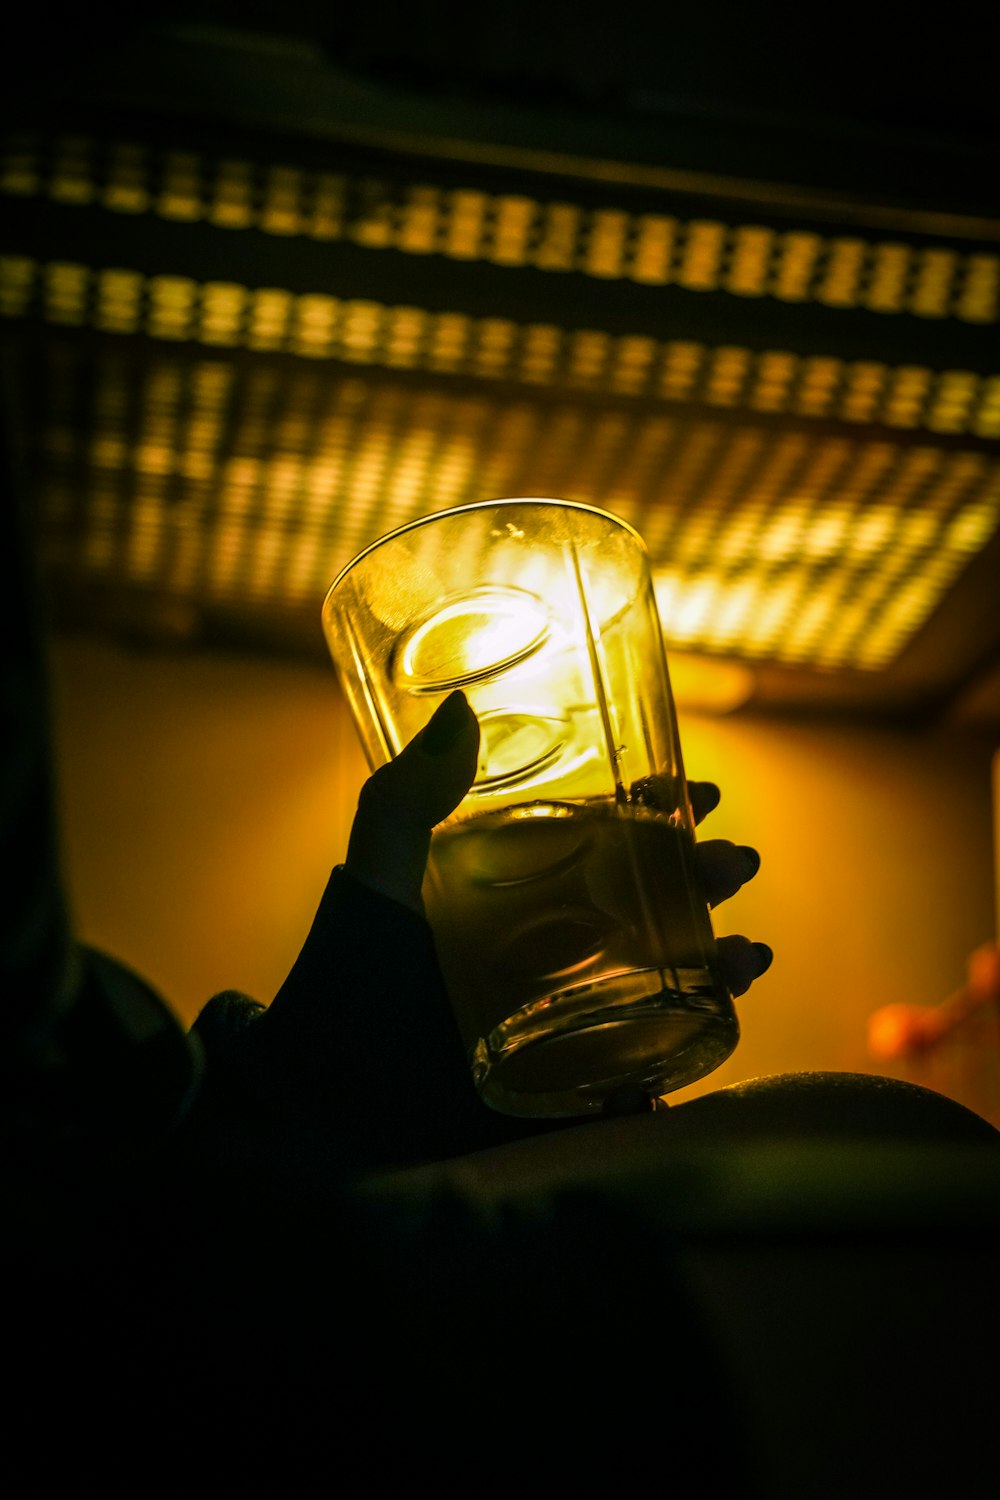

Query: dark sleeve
191;865;535;1172
1;354;201;1166
0;353;548;1182
1;355;84;1062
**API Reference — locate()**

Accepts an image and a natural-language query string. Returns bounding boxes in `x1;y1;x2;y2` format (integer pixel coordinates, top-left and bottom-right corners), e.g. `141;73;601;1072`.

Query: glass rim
322;495;648;610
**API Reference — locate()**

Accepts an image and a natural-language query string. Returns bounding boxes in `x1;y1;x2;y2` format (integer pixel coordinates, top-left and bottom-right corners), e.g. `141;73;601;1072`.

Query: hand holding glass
323;498;739;1118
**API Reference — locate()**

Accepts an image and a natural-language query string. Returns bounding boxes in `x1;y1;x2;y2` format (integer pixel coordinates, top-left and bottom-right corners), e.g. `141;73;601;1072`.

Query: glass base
470;965;740;1118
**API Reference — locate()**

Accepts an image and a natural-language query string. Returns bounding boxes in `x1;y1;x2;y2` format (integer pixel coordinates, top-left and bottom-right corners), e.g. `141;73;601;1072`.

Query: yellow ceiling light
4;123;998;698
20;333;999;672
652;459;999;671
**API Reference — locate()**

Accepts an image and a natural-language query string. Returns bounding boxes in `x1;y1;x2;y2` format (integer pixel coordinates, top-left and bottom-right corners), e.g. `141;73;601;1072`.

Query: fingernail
739;845;761;878
752;941;773;974
421;690;473;755
702;783;722;813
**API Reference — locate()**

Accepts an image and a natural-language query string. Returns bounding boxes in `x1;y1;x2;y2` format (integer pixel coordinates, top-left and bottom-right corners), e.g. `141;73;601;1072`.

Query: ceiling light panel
4;132;998;325
21;340;999;670
2;121;998;695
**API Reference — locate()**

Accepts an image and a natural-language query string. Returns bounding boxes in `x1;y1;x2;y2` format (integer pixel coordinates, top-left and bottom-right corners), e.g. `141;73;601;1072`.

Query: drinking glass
322;497;739;1117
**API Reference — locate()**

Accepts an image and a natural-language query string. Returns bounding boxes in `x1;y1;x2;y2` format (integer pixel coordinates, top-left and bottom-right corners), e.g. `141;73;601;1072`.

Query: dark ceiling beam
4;196;999;376
7;19;1000;227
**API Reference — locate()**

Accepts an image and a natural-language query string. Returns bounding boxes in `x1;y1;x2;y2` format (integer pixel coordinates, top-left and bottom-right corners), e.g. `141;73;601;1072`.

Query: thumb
344;690;480;914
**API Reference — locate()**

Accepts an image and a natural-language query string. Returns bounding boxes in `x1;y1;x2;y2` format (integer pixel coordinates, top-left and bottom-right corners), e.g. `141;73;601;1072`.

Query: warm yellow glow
678;220;726;290
958;255;999;322
666;652;756;714
651;461;1000;669
14;272;998;670
200;282;247;345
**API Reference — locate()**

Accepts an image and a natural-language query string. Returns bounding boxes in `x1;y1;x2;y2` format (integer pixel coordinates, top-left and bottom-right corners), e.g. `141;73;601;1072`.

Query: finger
695;839;761;908
717;935;773;998
345;690;480;915
689;780;721;826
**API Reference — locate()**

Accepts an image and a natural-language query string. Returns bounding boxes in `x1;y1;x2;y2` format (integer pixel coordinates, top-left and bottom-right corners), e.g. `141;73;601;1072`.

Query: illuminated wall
48;634;998;1117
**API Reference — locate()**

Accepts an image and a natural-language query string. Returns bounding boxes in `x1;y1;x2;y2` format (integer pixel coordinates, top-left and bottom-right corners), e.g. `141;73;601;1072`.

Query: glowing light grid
3;131;998;324
27;349;1000;671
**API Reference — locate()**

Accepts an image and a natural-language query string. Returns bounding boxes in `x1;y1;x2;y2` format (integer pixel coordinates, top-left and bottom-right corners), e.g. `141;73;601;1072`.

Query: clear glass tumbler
323;497;738;1117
